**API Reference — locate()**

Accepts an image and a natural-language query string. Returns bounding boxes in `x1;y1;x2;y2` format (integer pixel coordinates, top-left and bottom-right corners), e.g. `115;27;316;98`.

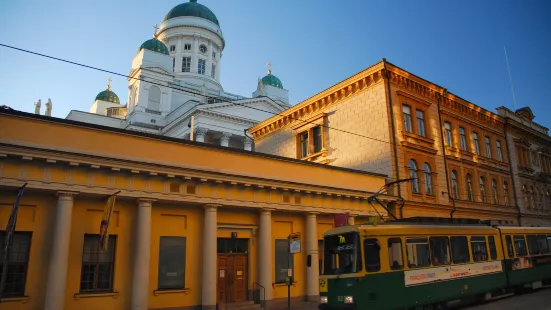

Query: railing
252;282;266;308
216;283;228;310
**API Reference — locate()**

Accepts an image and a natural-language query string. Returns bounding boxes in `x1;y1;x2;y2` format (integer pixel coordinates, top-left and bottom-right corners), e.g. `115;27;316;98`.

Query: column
195;127;208;143
192;35;199;73
44;191;78;310
347;215;355;226
244;137;253;151
202;204;218;310
220;132;232;147
306;212;319;302
258;209;273;303
131;199;153;310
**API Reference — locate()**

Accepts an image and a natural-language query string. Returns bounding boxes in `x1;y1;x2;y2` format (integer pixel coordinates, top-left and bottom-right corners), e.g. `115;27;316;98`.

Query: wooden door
217;254;248;303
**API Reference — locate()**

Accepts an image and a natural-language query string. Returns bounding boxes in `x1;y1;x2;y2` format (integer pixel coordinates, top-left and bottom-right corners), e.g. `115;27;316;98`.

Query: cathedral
66;0;291;151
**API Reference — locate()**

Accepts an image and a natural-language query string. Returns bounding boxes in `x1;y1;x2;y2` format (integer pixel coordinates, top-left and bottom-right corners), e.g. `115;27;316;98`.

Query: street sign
289;233;301;254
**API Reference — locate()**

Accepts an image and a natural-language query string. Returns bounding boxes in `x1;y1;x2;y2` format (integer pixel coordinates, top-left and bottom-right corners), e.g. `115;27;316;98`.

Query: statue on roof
34;99;41;115
45;98;52;116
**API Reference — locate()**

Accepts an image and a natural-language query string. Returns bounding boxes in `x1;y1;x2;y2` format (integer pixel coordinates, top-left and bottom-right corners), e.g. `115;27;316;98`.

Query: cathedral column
258;208;273;304
131;199;154;310
244;137;253;151
220;132;232;147
202;204;218;310
44;191;78;310
306;212;319;302
207;40;213;78
192;35;199;73
195;127;209;143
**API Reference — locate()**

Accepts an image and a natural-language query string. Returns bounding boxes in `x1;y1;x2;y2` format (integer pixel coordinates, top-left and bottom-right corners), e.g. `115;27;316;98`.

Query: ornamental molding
194;109;257;126
158;24;225;50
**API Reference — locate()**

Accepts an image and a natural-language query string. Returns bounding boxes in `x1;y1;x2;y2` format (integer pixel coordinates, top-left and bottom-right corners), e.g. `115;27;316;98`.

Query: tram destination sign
289;233;301;254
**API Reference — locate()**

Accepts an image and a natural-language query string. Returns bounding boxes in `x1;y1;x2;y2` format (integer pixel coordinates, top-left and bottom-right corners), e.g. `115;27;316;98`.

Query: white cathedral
66;0;290;151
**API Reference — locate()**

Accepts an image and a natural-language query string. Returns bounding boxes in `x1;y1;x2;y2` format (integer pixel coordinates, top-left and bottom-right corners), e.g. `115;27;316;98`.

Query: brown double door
217;254;248;303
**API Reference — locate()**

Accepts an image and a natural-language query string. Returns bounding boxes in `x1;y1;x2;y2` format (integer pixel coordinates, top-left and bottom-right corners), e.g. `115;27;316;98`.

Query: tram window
513;235;528;257
450;236;470;264
387;238;403;270
488;236;497;260
429;237;451;266
505;235;514;258
364;238;381;272
406;237;430;268
470;236;488;262
527;235;539;256
547;235;551;252
537;235;549;254
322;232;362;275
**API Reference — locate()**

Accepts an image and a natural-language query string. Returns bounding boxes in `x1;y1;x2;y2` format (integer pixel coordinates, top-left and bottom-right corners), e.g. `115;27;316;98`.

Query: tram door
217;238;249;303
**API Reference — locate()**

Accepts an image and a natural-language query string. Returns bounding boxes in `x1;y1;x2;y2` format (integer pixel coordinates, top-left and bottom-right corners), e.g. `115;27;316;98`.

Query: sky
1;0;550;128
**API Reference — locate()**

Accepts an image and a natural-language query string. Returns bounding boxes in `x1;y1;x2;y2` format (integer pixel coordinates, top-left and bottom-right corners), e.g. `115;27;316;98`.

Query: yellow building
0;109;393;310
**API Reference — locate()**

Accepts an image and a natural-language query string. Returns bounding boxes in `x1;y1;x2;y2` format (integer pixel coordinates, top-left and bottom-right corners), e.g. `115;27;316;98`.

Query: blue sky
1;0;550;128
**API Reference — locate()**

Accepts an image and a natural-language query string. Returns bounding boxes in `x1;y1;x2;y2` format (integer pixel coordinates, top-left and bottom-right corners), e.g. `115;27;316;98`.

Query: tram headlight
344;296;354;304
320;296;328;304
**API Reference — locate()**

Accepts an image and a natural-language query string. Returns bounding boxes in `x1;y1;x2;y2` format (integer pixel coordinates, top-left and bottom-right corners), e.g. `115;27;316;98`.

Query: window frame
409;159;420;194
466;173;474;201
444;122;452;146
479;176;487;203
429;236;451;266
451;170;459;199
491;179;498;205
450;236;471;264
459;127;467;151
470;236;489;262
198;58;206;75
296;125;325;159
157;236;187;290
496;140;503;161
182;56;191;72
473;132;480;155
416;110;426;137
405;237;431;268
423;162;433;196
387;238;404;270
275;239;294;283
402;105;413;133
363;238;381;272
80;234;117;293
485;136;492;158
0;231;32;298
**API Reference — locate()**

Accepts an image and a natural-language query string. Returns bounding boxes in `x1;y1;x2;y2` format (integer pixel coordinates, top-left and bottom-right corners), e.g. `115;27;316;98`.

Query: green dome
164;0;220;26
138;38;169;55
261;71;283;89
95;88;120;104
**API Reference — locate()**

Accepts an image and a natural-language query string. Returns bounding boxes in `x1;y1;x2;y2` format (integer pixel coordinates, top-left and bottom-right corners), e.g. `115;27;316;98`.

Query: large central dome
164;0;220;26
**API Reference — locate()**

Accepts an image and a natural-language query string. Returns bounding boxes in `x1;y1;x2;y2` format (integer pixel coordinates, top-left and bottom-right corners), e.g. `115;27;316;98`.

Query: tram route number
319;279;328;292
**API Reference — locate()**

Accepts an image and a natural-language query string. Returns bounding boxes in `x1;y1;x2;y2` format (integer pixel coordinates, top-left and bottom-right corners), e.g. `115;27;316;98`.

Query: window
473;132;480;155
523;185;529;208
406;237;430;268
158;237;186;289
363;238;381;272
429;237;451;266
0;232;31;297
313;126;323;153
466;174;474;201
212;51;216;59
537;235;549;254
211;64;216;78
416;110;426;137
409;159;419;194
275;239;293;282
80;234;116;292
488;236;498;260
450;236;470;264
479;177;487;203
423;163;432;195
496;141;503;161
470;236;488;262
388;238;403;270
322;232;362;275
198;59;206;74
199;44;207;53
184;43;191;51
506;235;514;258
491;180;498;205
148;86;161;111
182;56;191;72
503;182;510;206
451;170;459;199
170;45;176;52
527;235;539;256
485;136;492;158
444;122;452;146
402;105;412;132
513;235;528;257
299;132;308;158
459;127;467;151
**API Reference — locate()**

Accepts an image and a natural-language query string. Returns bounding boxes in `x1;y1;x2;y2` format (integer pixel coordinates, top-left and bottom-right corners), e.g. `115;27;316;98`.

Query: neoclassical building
0;108;393;310
66;0;291;151
249;59;551;226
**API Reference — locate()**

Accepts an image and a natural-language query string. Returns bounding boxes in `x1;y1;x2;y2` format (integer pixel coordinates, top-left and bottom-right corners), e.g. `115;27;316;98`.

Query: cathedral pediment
197;99;287;123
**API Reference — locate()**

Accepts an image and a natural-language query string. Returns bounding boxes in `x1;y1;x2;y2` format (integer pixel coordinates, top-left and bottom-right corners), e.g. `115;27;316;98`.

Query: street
464;288;551;310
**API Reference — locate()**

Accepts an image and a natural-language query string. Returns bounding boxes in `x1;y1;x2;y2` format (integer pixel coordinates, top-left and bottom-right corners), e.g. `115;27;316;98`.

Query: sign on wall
289;233;301;254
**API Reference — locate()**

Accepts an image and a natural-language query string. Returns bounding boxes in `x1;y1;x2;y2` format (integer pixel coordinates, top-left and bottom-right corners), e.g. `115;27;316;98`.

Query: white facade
66;0;291;151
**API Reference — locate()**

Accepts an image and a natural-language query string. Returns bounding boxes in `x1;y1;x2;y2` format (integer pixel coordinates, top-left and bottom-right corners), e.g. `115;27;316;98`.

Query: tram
317;217;551;310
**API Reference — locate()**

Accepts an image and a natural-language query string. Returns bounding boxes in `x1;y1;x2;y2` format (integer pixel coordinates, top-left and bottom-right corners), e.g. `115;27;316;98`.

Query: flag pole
99;191;120;252
0;183;27;301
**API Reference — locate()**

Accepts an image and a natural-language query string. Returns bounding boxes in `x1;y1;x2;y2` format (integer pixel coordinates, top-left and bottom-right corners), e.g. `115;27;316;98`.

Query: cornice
158;24;225;50
195;109;257;125
440;96;503;131
440;107;504;135
508;120;551;144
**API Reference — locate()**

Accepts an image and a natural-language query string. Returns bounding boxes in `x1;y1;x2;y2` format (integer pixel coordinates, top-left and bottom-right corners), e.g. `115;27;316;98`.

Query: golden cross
267;60;272;74
153;23;159;37
107;77;112;90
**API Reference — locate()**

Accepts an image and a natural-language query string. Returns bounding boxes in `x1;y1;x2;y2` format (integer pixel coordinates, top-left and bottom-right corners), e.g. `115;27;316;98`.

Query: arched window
479;177;486;203
147;85;161;111
466;174;474;201
491;180;498;205
503;182;510;206
423;163;432;195
451;170;459;199
409;159;419;194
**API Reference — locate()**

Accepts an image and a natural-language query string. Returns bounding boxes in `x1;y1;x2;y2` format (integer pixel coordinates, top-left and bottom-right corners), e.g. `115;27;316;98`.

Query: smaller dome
261;70;283;89
138;38;169;55
95;88;120;104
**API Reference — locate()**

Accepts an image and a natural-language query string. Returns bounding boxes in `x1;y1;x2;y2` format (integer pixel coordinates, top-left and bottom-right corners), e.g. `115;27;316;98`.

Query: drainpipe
503;118;522;226
436;89;456;219
381;59;404;218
